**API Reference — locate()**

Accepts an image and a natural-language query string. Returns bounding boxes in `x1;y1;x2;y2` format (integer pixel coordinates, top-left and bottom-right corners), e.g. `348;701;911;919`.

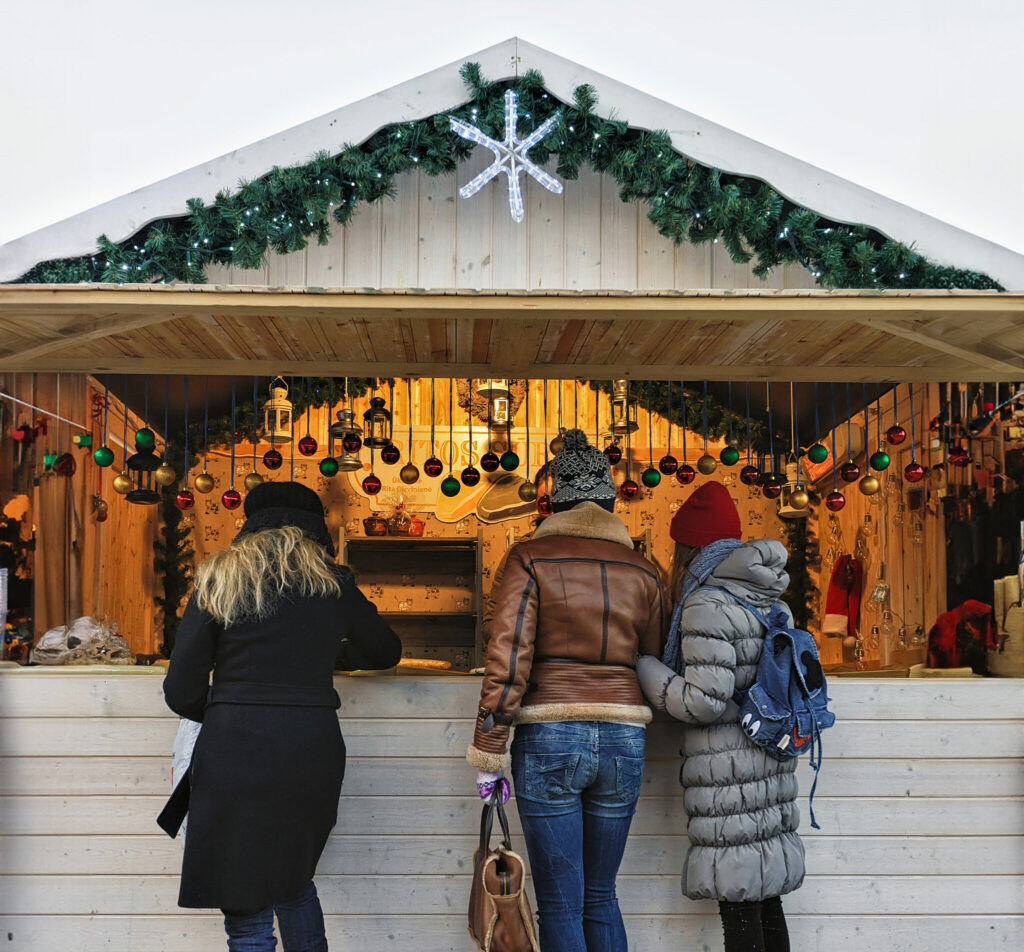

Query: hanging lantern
244;472;264;490
610;381;639;436
263;449;283;470
363;395;393;448
261;377;293;443
477;379;512;430
124;429;162;505
825;490;847;511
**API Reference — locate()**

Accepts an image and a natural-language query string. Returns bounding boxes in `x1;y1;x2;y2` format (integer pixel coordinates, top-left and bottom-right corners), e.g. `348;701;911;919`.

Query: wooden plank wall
204;161;821;291
0;673;1021;951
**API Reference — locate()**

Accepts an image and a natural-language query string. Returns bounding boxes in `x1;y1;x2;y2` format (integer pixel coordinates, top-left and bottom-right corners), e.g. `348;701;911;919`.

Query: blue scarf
661;538;744;674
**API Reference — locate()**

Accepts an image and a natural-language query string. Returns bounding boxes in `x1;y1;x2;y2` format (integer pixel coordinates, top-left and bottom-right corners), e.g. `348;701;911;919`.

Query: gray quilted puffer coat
637;539;805;902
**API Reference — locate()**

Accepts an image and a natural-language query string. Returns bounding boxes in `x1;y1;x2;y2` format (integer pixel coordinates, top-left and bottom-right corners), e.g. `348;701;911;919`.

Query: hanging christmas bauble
641;467;662;488
298;435;318;457
424;456;444;478
461;466;481;487
319;457;340;477
96;508;109;523
807;442;829;465
762;476;783;500
480;451;500;473
134;428;156;452
949;444;971;467
869;450;891;471
112;472;132;495
93;446;115;467
263;449;283;470
400;463;420;485
537;494;553;516
222;489;242;510
719;445;740;467
740;464;761;485
193;472;215;494
362;473;383;495
380;444;401;465
658;454;678;475
154;462;176;486
697;454;718;475
675;463;696;485
500;450;520;471
441;475;461;497
904;461;926;483
94;499;108;517
341;432;362;453
825;490;847;512
244;472;264;491
174;489;195;511
886;424;907;445
603;444;622;465
518;481;538;503
859;474;881;496
840;460;861;483
549;433;565;456
789;488;810;510
618;478;640;500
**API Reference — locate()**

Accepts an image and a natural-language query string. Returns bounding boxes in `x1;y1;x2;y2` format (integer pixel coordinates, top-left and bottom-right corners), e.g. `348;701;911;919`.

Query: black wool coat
163;567;402;912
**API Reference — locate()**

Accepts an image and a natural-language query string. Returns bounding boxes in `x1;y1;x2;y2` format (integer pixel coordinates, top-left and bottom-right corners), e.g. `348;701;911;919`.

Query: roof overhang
1;285;1021;381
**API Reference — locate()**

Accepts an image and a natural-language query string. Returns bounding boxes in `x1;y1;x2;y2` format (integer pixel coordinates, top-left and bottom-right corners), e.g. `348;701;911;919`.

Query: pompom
561;428;591;453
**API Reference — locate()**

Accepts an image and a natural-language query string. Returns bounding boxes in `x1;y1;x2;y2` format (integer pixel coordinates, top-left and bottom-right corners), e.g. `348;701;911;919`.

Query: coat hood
531;501;633;548
708;539;789;607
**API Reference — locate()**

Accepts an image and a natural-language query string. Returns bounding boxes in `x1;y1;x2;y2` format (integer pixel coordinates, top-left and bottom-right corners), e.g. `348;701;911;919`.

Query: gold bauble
154;462;177;486
517;481;538;502
789;488;810;510
697;454;718;475
859;474;881;496
399;463;420;485
549;435;564;456
244;472;264;491
112;472;132;495
193;472;215;494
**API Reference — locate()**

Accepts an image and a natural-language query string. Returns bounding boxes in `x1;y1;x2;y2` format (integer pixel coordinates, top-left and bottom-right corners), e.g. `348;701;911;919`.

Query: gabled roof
2;37;1023;288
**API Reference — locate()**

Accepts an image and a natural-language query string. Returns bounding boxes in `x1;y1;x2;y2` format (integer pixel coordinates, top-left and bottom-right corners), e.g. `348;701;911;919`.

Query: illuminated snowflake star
450;90;563;223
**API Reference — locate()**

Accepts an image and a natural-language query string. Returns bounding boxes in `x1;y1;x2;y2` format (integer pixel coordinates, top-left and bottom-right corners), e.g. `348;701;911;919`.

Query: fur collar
532;501;634;548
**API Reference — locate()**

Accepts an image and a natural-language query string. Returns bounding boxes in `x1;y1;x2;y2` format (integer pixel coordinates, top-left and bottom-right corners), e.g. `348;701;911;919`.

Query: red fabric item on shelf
822;554;863;639
926;600;996;674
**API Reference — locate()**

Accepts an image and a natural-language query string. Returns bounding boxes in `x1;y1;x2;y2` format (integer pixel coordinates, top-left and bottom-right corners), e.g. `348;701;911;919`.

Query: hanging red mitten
822;554;864;647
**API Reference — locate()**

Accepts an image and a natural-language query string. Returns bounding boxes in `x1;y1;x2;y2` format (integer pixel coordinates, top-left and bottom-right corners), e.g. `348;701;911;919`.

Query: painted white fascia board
3;36;1023;289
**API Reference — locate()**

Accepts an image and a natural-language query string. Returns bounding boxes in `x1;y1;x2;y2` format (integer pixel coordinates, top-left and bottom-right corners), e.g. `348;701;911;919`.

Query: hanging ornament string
745;383;752;464
289;375;295;480
815;382;821;443
143;373;149;434
876;383;882;448
467;379;473;464
681;380;688;464
408;378;414;461
544;381;550;468
430;378;436;457
647;381;654;471
102;374;110;449
830;383;839;492
505;381;513;455
524;383;531;482
227;377;236;490
908;384;916;459
594;380;599;448
573;380;578;431
702;381;709;455
122;375;130;468
183;376;190;487
449;378;454;474
162;376;170;463
388;379;395;444
793;382;801;481
846;383;853;459
203;377;210;475
766;382;775;476
666;381;672;457
253;377;259;468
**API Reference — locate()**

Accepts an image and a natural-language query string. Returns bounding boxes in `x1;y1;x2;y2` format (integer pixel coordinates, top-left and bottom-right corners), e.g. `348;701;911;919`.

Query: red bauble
825;491;847;512
604;444;623;465
380;444;401;465
618;479;640;500
762;477;783;500
886;424;907;445
658;454;678;475
949;444;971;467
740;464;761;486
221;489;242;510
904;461;926;483
362;473;382;495
96;509;109;523
341;432;362;453
175;489;195;511
298;435;318;456
675;464;696;485
461;466;481;487
263;449;283;470
840;460;861;483
537;494;553;516
423;456;444;478
984;402;995;413
480;451;500;473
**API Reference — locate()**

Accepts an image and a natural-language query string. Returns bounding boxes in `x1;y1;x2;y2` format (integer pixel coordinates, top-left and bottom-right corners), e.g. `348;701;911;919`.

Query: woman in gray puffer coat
637;482;802;952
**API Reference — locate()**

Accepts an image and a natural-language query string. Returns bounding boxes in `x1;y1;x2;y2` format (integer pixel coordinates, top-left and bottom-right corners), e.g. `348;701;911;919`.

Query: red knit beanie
670;482;742;547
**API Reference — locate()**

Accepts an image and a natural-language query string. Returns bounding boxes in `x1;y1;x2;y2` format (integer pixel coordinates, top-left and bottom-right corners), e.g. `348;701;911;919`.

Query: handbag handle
479;785;513;854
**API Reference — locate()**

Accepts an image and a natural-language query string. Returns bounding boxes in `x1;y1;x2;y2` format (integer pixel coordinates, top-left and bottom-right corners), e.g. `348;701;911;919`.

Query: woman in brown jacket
468;429;667;952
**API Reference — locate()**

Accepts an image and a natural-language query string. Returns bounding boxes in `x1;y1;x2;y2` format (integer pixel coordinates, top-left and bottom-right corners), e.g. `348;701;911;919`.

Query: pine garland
16;63;1001;291
781;517;819;630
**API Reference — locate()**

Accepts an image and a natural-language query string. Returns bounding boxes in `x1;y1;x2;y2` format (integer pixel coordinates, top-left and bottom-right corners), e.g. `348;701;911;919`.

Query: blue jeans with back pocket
510;721;646;952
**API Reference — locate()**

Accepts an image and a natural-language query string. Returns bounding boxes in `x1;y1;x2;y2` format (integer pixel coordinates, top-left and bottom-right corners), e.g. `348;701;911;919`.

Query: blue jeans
222;881;327;952
511;721;646;952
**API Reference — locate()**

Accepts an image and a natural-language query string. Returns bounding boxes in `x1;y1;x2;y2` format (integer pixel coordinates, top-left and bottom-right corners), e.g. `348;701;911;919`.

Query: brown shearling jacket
467;502;668;771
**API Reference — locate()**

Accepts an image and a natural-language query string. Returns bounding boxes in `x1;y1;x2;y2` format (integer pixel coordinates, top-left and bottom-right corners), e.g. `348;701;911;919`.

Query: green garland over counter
17;63;1001;291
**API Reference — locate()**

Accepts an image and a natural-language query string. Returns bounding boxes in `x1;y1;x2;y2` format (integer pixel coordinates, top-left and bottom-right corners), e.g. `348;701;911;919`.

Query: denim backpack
707;586;836;829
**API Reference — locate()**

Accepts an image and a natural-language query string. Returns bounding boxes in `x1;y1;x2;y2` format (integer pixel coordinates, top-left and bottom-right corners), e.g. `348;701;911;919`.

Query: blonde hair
193;527;342;627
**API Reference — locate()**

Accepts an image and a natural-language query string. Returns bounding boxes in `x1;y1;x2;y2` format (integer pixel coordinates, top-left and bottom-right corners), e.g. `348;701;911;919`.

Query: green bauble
869;450;891;471
134;427;156;452
807;443;829;464
92;445;115;467
319;457;340;477
499;451;520;471
441;475;461;497
641;467;661;488
719;445;740;467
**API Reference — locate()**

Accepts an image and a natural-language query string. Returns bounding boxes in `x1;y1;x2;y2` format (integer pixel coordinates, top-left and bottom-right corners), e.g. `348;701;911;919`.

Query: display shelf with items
339;531;483;670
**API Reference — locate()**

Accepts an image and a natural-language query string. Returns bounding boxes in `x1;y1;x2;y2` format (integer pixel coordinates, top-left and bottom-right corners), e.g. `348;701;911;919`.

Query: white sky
2;0;1022;254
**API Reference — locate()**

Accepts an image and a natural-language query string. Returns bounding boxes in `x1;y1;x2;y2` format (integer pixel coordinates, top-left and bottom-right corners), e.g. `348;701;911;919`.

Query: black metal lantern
610;380;639;436
363;396;393;449
477;378;511;430
125;432;161;505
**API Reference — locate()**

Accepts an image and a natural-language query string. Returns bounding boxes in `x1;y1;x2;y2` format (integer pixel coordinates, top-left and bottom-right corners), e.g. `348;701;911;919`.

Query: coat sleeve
163;596;219;722
640;575;669;658
335;583;403;672
467;545;539;772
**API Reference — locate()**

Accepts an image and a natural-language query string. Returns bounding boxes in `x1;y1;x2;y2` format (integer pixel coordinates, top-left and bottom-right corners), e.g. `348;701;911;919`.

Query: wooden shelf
380;611;477;619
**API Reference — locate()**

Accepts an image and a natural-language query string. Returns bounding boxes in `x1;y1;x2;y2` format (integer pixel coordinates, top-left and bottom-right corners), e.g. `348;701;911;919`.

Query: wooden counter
0;670;1021;951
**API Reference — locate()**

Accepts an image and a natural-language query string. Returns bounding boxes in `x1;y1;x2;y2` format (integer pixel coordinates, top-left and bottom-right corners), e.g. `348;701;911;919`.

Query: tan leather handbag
468;791;538;952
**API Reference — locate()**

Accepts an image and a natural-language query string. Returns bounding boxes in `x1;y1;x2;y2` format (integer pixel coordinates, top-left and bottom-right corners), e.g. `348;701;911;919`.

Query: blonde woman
162;482;401;952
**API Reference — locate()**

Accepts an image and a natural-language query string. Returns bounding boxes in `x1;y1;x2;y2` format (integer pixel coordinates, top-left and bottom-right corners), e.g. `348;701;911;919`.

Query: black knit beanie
235;481;334;555
548;429;617;513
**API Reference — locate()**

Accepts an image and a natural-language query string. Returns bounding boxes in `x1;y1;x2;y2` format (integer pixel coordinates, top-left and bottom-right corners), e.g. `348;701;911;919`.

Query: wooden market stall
1;37;1023;952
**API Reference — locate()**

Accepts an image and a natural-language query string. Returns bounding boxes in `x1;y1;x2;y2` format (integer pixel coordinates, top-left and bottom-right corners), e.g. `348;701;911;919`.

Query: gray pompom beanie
549;428;617;513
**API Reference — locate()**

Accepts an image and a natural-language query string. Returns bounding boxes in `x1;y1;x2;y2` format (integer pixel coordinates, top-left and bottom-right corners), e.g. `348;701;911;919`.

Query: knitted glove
476;770;511;804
